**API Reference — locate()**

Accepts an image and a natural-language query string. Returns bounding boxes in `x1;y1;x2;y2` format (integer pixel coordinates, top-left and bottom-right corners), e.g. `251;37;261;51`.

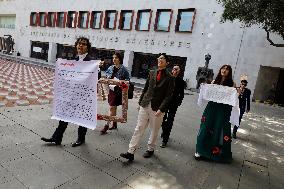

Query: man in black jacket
160;65;184;148
233;80;251;139
41;37;96;147
120;53;175;161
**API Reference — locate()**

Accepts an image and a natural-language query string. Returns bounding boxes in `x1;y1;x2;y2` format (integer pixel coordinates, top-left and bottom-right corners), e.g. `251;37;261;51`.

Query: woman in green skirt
195;65;236;162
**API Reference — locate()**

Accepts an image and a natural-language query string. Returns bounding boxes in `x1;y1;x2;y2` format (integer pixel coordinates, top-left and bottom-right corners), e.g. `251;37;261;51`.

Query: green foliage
218;0;284;39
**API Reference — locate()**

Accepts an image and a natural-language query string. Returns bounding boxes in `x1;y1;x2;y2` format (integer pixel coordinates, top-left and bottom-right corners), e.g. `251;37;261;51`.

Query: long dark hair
75;37;92;54
214;65;234;87
114;52;123;65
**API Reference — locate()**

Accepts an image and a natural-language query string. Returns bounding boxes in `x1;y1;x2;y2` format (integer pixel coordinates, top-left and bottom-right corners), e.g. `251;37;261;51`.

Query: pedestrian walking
233;80;251;139
120;53;175;161
160;64;184;148
195;65;236;162
41;37;97;147
100;52;130;134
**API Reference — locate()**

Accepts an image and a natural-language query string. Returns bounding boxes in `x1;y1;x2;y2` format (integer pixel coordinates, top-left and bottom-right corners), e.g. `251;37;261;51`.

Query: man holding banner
41;37;99;147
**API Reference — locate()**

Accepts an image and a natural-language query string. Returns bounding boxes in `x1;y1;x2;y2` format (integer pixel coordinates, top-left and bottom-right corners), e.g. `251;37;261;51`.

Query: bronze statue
4;35;15;54
196;53;214;89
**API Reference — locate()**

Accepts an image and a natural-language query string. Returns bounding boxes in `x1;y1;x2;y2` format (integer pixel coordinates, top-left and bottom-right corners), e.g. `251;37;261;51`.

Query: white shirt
78;53;88;61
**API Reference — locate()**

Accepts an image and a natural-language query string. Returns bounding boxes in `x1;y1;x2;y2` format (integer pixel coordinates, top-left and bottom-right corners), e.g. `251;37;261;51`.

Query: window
39;12;46;27
90;11;102;29
119;10;133;30
155;9;172;32
136;10;152;31
0;15;16;29
176;8;196;32
56;12;66;28
47;12;56;27
67;11;77;28
78;11;89;28
30;12;38;26
104;10;117;29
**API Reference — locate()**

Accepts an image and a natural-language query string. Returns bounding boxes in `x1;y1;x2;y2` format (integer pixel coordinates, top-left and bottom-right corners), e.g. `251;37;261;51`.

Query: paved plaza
0;57;283;189
0;87;283;188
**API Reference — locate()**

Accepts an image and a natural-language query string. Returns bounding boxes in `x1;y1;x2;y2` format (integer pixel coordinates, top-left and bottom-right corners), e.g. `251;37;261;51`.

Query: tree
217;0;284;47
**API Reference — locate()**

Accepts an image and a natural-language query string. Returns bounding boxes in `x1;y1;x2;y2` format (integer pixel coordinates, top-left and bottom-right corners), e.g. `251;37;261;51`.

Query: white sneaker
194;152;201;157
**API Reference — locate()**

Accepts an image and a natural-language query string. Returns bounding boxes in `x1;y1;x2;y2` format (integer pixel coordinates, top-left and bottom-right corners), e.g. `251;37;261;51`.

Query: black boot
232;125;238;139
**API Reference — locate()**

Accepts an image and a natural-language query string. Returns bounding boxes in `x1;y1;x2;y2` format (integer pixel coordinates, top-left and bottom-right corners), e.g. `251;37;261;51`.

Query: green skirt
196;101;232;162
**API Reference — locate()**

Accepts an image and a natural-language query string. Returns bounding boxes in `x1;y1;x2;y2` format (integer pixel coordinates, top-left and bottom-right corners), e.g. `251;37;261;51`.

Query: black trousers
51;120;87;143
161;105;178;143
239;109;245;125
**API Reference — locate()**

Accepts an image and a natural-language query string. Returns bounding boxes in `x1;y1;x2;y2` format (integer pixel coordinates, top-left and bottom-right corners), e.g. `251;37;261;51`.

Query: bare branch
266;29;284;47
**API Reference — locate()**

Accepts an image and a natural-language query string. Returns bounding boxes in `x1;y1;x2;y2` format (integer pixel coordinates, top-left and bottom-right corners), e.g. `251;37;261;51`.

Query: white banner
52;59;99;130
198;84;238;107
197;84;240;126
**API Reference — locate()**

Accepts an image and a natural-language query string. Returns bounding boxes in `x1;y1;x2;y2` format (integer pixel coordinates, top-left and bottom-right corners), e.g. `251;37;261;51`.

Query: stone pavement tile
238;160;269;189
36;148;95;178
87;130;122;147
2;155;69;189
141;162;189;188
0;114;15;126
23;142;66;156
0;166;16;184
117;155;149;171
110;182;134;189
5;124;39;145
18;119;59;137
102;160;139;181
0;166;28;188
201;161;241;189
181;159;216;189
268;162;284;189
125;170;184;189
243;141;268;167
0;144;32;164
65;144;114;169
0;178;28;189
71;168;120;189
55;180;82;189
98;138;131;158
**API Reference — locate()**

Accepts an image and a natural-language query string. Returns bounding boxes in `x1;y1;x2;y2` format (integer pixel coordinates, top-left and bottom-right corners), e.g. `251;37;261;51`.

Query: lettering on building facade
29;31;191;49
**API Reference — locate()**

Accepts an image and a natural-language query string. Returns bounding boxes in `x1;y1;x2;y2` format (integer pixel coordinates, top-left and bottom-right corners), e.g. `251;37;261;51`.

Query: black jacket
170;76;185;107
238;88;251;112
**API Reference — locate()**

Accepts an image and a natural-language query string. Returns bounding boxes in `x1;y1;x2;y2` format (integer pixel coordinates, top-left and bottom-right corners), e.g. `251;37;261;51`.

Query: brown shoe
100;125;109;135
109;122;117;130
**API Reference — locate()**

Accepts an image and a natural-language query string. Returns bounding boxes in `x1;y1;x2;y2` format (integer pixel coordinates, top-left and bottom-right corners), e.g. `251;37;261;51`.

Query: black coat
238;88;251;112
170;76;185;107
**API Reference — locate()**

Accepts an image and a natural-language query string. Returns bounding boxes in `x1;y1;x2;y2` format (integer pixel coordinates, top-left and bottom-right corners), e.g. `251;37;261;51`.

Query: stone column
123;50;134;75
48;42;57;63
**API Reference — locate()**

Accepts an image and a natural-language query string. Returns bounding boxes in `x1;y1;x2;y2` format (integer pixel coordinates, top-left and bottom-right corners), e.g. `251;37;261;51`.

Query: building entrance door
253;66;284;105
30;41;49;61
132;52;187;79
